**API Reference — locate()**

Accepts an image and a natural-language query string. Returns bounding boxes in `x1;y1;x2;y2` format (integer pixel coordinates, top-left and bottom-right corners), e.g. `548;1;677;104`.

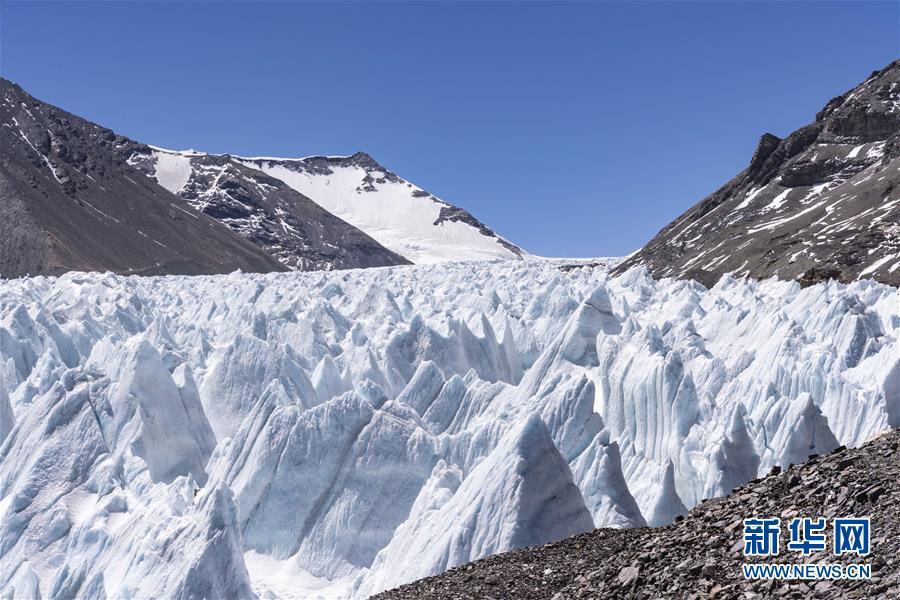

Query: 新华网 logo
740;517;871;580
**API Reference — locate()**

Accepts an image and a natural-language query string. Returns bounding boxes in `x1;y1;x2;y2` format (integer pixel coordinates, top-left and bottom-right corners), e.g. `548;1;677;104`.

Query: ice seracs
0;382;13;443
353;414;594;597
0;259;897;599
0;351;253;599
87;336;216;485
762;392;840;470
704;405;760;497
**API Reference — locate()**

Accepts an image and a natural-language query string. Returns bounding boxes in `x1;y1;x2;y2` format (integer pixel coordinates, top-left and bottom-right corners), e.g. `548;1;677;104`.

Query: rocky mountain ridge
615;59;900;287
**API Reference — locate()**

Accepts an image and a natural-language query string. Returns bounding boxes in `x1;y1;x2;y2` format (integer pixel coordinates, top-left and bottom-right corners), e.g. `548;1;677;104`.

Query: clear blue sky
1;1;897;257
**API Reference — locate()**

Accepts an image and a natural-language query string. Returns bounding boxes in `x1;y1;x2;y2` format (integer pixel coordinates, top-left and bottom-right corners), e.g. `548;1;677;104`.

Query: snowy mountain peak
126;146;411;271
130;143;523;267
1;78;523;277
235;153;525;264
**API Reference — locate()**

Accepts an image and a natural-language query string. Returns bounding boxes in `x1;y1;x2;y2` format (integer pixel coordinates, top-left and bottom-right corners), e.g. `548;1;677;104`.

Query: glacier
0;259;897;599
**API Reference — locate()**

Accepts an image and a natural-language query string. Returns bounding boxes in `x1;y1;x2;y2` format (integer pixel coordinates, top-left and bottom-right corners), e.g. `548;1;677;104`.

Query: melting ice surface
0;260;897;599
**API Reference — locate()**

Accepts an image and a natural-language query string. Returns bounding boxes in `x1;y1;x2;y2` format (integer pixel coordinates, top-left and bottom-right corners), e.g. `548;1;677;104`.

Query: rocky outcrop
615;60;900;287
376;428;900;599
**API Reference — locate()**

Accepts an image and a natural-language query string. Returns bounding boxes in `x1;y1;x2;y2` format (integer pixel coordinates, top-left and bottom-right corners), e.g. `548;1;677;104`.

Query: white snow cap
236;155;524;264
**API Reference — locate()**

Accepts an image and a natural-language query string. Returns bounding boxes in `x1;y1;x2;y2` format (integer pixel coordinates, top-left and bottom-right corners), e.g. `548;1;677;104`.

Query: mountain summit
615;60;900;287
234;152;524;264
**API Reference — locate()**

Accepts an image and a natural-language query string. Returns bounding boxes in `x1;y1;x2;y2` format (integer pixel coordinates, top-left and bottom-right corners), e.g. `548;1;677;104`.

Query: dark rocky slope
0;78;286;278
377;428;900;599
615;60;900;287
